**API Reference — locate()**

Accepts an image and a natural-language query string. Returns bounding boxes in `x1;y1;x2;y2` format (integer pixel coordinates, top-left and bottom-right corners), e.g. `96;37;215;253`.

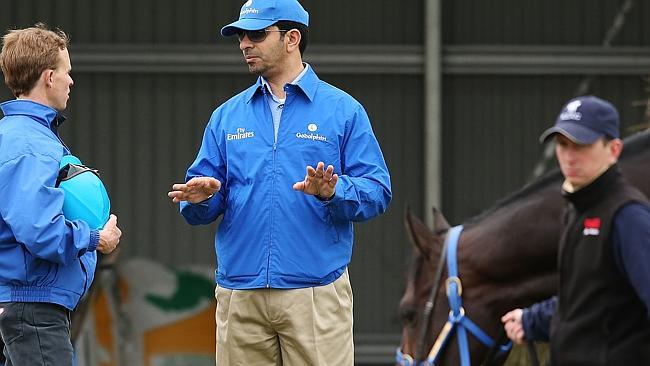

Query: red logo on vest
583;217;601;236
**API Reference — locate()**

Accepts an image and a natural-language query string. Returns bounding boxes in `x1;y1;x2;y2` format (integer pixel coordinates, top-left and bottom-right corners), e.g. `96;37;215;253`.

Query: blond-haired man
0;24;121;365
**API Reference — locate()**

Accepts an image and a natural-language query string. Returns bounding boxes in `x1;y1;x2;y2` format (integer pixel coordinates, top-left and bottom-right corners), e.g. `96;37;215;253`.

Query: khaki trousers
214;270;354;366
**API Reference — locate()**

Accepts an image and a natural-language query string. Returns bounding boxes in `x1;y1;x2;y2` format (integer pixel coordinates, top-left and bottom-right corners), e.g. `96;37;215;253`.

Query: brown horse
397;130;650;365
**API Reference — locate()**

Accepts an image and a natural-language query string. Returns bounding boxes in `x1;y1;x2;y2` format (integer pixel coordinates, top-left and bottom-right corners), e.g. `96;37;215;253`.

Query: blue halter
396;225;512;366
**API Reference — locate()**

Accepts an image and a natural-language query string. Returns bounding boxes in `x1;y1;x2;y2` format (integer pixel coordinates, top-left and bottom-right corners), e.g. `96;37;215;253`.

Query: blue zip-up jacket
180;66;392;289
0;100;99;310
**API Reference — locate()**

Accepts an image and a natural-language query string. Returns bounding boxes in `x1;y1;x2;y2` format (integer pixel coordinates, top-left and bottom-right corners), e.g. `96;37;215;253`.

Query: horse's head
397;207;517;366
397;206;452;364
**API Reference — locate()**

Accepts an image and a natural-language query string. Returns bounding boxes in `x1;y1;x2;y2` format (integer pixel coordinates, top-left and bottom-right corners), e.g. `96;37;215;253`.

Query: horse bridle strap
438;225;512;365
414;225;451;361
395;225;512;366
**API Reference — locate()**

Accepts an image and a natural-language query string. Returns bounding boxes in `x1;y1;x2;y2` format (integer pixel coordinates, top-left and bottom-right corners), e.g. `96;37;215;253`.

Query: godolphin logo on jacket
227;127;255;141
296;123;327;142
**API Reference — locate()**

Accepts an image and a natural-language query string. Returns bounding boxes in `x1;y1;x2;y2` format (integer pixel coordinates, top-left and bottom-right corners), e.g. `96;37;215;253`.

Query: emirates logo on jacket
227;127;255;141
582;217;601;236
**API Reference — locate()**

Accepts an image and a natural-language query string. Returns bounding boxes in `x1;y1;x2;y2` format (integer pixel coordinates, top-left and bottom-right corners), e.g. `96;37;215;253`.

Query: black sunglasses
237;29;288;43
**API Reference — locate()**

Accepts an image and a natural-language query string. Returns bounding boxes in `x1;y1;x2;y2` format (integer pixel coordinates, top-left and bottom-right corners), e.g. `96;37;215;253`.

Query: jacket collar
0;99;66;131
563;164;620;212
244;63;319;104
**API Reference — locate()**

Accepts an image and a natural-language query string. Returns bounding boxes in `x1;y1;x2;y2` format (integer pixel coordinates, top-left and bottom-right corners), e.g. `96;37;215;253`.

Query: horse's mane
619;129;650;159
464;168;562;226
464;130;650;226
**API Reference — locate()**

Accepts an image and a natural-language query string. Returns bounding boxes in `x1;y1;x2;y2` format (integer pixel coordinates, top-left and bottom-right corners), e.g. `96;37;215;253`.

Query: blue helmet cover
58;155;110;230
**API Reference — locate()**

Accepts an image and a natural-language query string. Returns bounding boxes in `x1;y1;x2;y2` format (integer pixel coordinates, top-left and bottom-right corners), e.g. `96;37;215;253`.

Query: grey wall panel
5;0;646;46
324;74;424;334
441;75;648;225
0;0;423;45
301;0;424;44
0;0;237;44
442;0;650;46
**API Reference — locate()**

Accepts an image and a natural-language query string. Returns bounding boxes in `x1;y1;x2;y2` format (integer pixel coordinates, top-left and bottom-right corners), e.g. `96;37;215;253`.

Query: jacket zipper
267;95;281;288
268;141;276;288
266;89;288;288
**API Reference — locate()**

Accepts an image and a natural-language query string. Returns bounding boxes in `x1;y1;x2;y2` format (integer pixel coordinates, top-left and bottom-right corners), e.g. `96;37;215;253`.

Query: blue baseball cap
539;95;620;144
221;0;309;37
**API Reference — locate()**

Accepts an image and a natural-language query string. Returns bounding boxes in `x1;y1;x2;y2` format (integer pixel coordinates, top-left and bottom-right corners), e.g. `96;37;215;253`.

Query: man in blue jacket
501;96;650;364
0;24;122;365
168;0;391;364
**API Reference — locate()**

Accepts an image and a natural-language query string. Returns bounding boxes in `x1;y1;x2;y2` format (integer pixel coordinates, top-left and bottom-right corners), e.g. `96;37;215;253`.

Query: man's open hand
293;162;338;199
168;177;221;204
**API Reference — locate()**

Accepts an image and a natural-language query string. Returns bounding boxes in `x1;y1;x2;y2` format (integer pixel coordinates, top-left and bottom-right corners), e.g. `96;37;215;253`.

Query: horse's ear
404;205;438;260
431;206;450;232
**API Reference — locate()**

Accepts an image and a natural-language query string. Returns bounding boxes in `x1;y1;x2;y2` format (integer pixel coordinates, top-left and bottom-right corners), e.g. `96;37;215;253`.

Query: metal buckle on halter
445;276;463;297
402;352;414;366
448;306;466;322
395;347;415;366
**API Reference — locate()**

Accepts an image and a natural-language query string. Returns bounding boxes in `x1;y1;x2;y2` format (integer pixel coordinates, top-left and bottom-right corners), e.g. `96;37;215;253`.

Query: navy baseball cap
221;0;309;37
539;95;620;144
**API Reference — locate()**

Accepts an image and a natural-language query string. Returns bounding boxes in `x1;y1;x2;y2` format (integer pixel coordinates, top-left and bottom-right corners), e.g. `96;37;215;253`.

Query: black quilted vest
550;165;650;365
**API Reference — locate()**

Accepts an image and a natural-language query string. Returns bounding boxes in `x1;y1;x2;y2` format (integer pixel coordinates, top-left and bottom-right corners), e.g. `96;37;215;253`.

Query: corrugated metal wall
0;0;424;45
324;74;424;335
442;0;650;45
0;0;648;363
441;75;648;223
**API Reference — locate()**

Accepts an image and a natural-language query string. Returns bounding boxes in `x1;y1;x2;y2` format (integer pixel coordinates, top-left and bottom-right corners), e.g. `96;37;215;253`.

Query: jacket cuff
522;308;533;341
88;229;100;252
